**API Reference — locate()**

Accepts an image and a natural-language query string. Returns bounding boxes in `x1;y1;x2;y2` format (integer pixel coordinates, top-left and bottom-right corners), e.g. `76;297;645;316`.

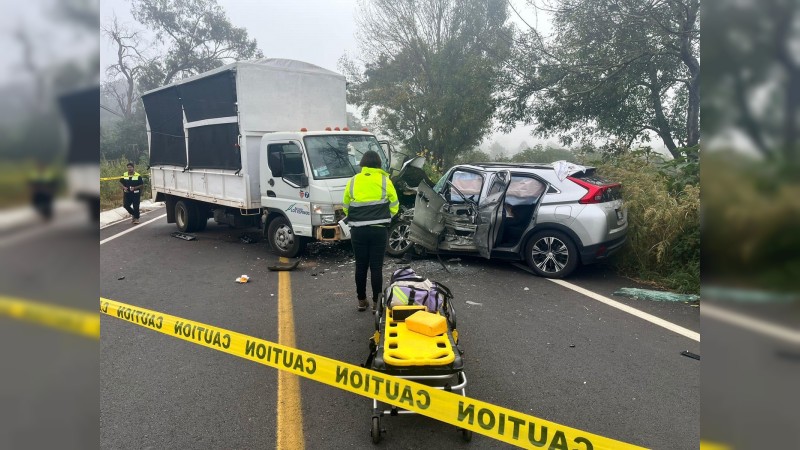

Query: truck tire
268;216;305;258
175;200;198;233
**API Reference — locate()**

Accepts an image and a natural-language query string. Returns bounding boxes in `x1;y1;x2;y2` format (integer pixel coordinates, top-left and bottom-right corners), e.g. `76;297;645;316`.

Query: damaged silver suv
408;162;628;278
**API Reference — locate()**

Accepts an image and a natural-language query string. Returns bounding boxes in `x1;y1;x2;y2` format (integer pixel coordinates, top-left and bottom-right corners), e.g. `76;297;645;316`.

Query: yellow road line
700;440;732;450
277;257;305;449
0;295;99;339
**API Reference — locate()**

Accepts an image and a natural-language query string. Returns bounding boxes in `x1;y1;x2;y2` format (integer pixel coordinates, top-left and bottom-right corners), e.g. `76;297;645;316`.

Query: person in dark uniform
343;151;399;312
120;162;144;224
29;160;57;221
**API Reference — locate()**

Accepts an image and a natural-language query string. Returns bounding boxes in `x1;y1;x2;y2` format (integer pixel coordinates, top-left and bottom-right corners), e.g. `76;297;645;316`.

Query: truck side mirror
298;173;309;188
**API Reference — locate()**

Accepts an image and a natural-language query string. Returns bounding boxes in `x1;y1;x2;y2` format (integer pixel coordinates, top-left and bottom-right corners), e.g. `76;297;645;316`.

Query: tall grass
593;154;700;293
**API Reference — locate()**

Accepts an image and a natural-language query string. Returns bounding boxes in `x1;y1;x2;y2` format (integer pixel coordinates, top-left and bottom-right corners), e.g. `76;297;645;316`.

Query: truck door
408;181;446;251
475;170;511;259
264;141;313;236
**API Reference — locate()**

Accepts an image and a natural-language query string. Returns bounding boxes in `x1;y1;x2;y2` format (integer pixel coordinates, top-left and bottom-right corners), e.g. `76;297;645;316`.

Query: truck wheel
386;219;412;257
268;216;305;258
524;230;579;278
175;200;198;233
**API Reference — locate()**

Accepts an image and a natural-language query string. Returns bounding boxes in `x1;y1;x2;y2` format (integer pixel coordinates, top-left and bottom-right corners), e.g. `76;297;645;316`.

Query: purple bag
386;267;452;313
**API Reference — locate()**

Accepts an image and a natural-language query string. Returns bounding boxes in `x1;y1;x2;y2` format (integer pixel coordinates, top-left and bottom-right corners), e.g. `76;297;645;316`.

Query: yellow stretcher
366;300;470;444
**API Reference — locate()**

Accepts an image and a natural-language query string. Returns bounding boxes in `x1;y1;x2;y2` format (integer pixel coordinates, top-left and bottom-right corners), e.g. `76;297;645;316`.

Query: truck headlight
312;203;335;215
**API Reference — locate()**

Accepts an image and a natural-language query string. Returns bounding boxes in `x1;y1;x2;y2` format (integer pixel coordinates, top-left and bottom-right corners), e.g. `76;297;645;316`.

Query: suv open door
408;181;445;251
475;170;511;258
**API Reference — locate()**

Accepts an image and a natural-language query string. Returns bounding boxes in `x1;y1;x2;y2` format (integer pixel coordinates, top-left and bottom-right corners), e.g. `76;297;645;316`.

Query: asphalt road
0;203;98;450
100;207;700;449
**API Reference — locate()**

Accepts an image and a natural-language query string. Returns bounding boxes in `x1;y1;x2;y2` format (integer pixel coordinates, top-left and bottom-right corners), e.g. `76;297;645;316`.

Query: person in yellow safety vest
119;162;144;224
343;150;399;312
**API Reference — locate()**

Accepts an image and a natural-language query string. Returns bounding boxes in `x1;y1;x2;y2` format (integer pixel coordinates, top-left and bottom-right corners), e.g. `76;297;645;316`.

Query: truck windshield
304;135;388;179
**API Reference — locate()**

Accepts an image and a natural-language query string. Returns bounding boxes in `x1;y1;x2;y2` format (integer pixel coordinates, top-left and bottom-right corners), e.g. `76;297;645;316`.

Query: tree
703;0;800;166
488;141;507;160
502;0;699;159
343;0;511;167
131;0;263;91
102;16;148;119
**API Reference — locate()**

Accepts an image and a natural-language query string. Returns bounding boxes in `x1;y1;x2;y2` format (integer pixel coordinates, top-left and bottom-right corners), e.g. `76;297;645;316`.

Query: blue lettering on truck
285;203;310;216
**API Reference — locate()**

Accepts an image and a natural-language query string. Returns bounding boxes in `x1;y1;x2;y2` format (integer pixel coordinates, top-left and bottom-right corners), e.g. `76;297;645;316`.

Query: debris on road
117;276;125;280
524;287;530;291
235;275;250;283
569;344;576;348
613;287;699;302
171;231;196;241
238;234;258;244
267;259;301;272
465;301;483;306
702;286;798;304
681;350;700;360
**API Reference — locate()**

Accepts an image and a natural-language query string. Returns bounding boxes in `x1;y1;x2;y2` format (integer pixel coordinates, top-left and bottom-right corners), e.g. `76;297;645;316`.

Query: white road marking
548;278;701;342
100;214;167;245
0;214;85;248
702;302;800;345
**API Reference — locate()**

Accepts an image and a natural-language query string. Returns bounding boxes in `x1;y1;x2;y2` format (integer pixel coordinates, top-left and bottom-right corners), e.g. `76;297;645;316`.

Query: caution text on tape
100;298;646;450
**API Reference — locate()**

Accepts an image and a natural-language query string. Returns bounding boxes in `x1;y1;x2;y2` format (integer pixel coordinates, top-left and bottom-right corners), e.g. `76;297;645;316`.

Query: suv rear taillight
568;176;622;204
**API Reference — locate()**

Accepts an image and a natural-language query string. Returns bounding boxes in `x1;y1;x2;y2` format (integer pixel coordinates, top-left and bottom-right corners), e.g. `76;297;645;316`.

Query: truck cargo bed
151;166;259;209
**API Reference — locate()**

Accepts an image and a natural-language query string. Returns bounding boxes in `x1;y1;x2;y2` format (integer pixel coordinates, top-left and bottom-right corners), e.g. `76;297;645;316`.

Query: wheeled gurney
365;289;471;444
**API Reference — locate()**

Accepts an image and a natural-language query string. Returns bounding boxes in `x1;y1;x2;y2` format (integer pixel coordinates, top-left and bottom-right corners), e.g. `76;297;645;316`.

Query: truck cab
260;129;390;257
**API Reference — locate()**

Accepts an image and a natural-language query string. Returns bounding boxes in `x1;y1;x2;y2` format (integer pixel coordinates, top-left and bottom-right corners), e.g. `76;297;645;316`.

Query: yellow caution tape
0;295;99;339
101;176;149;181
100;297;646;449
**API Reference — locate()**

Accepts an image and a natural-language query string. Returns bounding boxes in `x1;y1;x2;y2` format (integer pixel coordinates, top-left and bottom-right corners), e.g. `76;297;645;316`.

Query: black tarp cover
58;86;99;164
177;71;238;122
186;123;240;170
142;86;186;166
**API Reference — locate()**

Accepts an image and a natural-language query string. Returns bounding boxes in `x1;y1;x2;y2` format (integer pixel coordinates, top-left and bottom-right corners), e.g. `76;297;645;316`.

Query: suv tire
524;230;579;278
386;219;413;257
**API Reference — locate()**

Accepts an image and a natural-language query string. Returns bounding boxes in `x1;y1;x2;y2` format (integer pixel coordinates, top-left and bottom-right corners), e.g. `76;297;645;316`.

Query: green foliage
101;108;148;162
502;0;699;157
0;160;36;208
703;151;800;291
596;154;700;293
509;144;576;164
454;149;491;165
344;0;511;167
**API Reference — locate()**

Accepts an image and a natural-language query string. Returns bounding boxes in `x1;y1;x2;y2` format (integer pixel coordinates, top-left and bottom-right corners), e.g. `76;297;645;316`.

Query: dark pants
32;191;54;220
350;225;388;301
123;192;141;219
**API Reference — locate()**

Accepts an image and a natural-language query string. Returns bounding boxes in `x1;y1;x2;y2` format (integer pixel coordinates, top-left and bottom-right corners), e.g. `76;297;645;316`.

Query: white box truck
141;59;392;257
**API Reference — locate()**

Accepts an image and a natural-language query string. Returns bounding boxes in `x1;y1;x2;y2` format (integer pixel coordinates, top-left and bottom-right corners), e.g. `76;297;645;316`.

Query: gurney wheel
371;417;382;444
461;429;473;442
